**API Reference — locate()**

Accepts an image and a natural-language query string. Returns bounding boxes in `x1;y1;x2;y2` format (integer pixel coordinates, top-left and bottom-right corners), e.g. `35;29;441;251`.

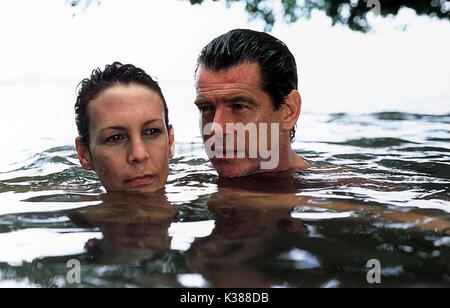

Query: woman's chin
105;183;165;194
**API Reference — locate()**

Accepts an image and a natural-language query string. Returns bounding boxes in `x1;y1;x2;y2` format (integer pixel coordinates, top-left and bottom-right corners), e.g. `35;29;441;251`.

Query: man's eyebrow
194;96;257;106
194;98;209;106
222;96;257;106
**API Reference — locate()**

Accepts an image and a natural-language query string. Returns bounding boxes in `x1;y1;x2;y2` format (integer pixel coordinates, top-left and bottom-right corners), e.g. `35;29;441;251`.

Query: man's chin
212;159;260;178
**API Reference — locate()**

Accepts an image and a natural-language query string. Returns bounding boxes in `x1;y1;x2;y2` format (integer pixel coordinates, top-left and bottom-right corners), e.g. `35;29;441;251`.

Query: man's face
195;62;282;177
77;83;174;192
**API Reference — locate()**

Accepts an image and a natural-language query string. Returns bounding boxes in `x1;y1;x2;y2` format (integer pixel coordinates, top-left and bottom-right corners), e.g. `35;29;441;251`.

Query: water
0;96;449;287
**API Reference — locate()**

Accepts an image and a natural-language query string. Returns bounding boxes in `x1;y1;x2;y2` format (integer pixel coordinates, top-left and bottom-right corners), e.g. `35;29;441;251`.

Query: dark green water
0;112;449;287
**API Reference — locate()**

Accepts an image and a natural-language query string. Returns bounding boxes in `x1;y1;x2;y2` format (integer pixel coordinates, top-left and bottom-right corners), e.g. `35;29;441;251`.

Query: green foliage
69;0;450;32
187;0;449;31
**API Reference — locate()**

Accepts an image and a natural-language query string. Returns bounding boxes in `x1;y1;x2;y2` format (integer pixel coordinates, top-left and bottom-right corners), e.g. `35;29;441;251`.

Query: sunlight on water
177;273;209;288
277;248;321;269
169;220;216;251
0;191;102;216
290;209;355;221
0;229;102;265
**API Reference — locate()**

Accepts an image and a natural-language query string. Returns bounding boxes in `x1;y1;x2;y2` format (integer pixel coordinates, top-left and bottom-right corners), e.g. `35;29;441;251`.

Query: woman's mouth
125;175;154;185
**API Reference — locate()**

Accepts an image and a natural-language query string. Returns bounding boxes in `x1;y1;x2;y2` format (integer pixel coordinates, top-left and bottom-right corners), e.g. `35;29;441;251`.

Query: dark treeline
70;0;449;31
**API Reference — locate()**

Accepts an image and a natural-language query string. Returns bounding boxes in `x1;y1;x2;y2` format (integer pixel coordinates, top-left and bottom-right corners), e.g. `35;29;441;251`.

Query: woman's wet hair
75;62;169;147
197;29;298;142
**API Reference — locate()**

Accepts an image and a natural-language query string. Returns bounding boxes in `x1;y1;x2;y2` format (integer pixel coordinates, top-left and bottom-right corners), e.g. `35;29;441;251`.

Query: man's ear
75;137;93;170
280;90;301;133
168;125;175;159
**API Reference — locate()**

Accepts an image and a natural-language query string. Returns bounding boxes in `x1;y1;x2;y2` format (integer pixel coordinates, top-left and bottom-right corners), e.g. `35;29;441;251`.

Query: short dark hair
197;29;298;142
75;62;169;146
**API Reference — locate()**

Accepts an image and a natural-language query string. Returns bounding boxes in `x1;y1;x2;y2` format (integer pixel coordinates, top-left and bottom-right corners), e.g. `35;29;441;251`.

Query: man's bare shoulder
290;153;312;172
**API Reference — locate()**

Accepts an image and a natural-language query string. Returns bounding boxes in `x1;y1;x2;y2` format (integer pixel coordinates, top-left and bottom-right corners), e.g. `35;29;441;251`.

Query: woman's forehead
92;83;162;106
88;84;165;127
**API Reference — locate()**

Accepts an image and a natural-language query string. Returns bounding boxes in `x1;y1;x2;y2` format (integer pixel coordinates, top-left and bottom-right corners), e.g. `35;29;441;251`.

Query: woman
75;62;174;192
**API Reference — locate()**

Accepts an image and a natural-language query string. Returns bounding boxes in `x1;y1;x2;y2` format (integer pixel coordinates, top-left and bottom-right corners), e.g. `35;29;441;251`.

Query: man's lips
213;150;247;159
125;175;154;185
212;146;245;155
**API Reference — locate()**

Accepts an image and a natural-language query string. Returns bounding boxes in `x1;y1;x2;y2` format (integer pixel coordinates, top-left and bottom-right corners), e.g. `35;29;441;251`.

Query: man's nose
127;138;149;164
210;108;229;136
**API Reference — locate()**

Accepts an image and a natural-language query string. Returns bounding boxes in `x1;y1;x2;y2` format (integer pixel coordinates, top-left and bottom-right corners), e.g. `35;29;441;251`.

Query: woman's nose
127;138;149;164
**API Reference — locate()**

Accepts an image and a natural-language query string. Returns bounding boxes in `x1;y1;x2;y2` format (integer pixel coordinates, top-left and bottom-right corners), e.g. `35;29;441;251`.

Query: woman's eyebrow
100;126;126;133
142;119;164;126
100;119;163;133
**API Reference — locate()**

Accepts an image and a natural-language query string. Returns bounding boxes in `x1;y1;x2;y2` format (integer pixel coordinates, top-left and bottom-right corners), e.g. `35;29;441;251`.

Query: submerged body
60;166;449;287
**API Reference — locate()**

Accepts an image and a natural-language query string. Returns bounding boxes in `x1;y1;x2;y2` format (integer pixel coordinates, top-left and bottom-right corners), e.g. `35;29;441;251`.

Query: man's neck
269;137;311;173
290;150;311;170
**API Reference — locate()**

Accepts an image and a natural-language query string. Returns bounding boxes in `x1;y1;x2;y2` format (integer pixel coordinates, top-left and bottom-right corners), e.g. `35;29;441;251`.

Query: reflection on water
0;112;449;287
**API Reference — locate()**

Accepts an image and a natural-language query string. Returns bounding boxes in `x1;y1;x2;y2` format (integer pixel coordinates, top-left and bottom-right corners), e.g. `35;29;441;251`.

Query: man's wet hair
197;29;298;142
75;62;169;147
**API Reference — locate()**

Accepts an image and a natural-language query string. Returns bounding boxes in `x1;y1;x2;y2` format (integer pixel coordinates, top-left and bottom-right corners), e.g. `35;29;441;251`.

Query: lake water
0;83;449;288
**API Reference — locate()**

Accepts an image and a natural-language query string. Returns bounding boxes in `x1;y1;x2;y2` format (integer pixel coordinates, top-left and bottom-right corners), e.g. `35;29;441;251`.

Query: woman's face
76;83;174;192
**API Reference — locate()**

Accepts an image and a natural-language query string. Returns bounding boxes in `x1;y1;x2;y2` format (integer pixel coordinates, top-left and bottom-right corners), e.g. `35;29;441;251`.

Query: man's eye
106;134;125;143
232;104;248;110
198;105;215;112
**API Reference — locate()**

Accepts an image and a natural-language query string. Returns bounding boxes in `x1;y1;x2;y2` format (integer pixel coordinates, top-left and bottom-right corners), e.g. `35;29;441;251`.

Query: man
194;29;310;177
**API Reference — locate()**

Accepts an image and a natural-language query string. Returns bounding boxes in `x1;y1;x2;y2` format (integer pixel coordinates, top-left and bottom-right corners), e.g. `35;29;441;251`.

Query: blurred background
0;0;449;164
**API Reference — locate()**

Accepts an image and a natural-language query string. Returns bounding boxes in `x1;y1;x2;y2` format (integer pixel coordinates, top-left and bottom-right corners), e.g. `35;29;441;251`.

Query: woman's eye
143;128;161;136
106;134;125;143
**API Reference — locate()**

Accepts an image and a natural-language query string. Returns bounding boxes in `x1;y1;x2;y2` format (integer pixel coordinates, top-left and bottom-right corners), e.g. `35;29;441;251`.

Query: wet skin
76;83;174;192
195;62;310;177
